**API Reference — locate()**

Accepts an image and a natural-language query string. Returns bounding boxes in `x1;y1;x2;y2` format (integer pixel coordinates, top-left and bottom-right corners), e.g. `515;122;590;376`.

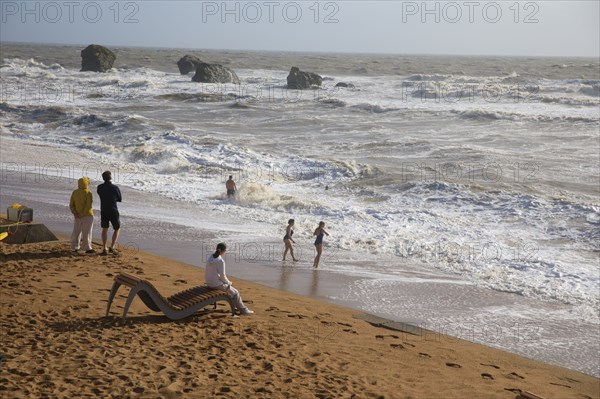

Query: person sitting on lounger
205;243;253;315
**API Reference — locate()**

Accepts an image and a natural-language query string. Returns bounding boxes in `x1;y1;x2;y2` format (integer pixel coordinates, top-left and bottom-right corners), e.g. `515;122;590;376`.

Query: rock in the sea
286;67;322;89
80;44;115;72
177;55;203;75
192;63;240;84
335;82;355;88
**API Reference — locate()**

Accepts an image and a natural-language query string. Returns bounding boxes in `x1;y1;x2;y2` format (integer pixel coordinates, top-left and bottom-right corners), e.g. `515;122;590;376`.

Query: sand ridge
1;240;598;398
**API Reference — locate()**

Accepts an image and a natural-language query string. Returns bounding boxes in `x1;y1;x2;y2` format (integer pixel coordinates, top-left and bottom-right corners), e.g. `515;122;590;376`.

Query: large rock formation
192;63;240;84
286;67;322;89
177;55;203;75
80;44;116;72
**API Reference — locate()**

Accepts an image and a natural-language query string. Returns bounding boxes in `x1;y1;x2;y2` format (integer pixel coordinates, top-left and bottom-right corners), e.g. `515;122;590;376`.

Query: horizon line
2;40;599;59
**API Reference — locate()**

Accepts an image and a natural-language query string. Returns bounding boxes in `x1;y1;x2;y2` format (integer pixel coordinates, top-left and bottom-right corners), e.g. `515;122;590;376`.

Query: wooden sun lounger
106;272;235;322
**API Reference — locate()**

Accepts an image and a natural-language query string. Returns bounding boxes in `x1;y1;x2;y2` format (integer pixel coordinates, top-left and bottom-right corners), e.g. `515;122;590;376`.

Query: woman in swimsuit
283;219;299;261
313;221;330;268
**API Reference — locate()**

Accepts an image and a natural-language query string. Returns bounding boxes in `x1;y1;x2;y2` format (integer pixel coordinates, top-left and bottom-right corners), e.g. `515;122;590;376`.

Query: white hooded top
205;254;231;288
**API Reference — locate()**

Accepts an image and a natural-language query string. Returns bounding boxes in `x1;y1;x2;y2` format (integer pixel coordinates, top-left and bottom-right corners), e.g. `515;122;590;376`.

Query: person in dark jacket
97;171;122;256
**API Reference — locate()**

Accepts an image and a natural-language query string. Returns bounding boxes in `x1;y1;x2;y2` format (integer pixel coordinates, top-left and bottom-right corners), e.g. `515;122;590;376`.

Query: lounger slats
116;274;142;287
168;290;225;310
116;273;140;283
170;297;194;309
105;272;235;321
170;298;199;310
173;290;198;302
168;289;224;302
175;290;197;302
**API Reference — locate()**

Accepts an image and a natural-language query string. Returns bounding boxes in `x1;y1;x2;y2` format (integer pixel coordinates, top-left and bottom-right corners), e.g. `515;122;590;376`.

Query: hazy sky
1;1;598;57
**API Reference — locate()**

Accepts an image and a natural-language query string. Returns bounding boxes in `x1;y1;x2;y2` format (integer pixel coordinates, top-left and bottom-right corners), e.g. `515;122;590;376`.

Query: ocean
1;43;599;375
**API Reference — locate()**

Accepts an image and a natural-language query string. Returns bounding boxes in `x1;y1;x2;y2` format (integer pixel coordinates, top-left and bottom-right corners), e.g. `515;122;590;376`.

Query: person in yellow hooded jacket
69;177;95;253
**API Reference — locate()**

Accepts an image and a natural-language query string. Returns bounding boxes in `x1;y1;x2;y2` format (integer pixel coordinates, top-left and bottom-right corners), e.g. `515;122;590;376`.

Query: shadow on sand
48;309;233;333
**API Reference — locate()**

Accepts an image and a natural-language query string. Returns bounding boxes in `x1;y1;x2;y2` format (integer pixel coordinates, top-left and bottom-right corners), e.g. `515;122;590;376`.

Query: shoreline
1;156;599;378
1;238;599;398
1;136;599;377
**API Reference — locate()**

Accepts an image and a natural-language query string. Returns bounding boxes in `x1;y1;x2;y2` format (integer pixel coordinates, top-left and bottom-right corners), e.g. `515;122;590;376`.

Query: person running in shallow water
282;218;299;262
313;221;330;268
225;175;237;197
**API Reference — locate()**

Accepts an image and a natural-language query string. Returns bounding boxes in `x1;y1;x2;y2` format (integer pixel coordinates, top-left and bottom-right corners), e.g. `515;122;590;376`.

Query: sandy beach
0;0;598;394
1;238;598;399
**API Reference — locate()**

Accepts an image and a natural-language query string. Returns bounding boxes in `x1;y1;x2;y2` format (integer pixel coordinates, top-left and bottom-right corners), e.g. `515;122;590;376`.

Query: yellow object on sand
0;232;9;241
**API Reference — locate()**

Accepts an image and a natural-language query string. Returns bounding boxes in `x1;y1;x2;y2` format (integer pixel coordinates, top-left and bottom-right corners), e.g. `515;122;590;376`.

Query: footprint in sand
506;372;525;380
418;353;431;358
481;373;494;380
560;377;580;384
446;363;462;368
390;343;405;349
549;382;571;388
481;363;501;369
245;342;261;349
376;334;401;340
263;362;274;372
304;360;317;369
503;388;522;395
